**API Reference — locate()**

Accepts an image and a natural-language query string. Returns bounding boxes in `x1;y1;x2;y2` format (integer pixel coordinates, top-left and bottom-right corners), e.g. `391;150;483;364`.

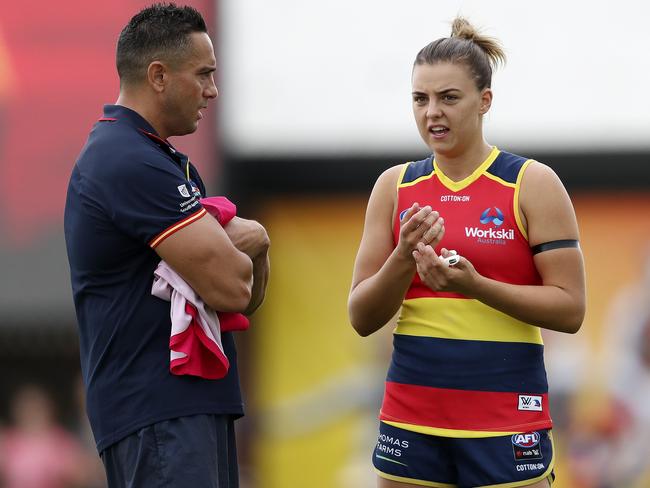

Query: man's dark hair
116;3;207;85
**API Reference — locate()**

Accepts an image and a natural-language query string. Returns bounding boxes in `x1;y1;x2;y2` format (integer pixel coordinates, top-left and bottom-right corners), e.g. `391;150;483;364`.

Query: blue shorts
101;414;238;488
373;421;555;487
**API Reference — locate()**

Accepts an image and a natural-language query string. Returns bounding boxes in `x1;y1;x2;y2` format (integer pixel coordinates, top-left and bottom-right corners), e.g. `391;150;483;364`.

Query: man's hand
224;216;270;315
224;217;270;258
155;213;253;313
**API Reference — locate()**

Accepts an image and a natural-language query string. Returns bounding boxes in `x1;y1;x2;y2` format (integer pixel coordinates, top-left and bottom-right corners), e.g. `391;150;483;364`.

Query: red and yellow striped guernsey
380;146;552;438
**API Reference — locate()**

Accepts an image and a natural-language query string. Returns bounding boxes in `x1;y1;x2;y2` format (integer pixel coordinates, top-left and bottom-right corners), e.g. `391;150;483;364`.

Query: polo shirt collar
102;104;184;160
102;104;158;134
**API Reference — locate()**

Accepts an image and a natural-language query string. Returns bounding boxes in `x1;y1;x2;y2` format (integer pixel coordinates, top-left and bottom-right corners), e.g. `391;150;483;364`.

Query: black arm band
531;239;579;255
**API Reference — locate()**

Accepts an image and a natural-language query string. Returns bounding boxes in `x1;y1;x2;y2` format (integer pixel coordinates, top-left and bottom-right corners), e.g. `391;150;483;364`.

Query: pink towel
152;264;229;379
151;196;250;379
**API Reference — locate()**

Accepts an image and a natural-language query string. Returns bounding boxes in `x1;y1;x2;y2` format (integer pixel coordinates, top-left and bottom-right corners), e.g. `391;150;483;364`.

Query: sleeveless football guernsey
380;146;551;438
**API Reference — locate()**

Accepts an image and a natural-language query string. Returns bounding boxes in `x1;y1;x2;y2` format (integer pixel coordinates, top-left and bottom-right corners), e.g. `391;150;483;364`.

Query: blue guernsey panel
402;156;434;184
486;151;529;184
387;334;548;393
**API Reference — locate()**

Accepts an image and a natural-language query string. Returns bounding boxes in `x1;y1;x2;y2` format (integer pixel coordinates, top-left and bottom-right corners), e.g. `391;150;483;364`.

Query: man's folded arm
155;213;253;312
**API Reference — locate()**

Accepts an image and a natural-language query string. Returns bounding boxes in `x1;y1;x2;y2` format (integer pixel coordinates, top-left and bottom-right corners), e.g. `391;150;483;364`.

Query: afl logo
399;209;409;221
511;432;540;448
480;207;504;226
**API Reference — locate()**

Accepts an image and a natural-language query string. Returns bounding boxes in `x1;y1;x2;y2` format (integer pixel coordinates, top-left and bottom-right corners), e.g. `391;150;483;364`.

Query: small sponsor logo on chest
440;194;470;202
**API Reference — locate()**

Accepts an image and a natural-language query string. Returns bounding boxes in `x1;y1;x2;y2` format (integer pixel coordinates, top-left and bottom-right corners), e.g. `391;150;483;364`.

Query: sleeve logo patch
189;181;202;198
177;184;191;198
518;395;543;411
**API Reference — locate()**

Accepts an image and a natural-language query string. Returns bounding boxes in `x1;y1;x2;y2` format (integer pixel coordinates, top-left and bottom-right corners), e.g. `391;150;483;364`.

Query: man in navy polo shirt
64;5;270;487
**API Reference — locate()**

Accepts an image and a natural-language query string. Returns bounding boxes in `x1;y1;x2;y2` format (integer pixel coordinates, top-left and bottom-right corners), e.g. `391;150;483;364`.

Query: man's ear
147;61;167;93
479;88;493;115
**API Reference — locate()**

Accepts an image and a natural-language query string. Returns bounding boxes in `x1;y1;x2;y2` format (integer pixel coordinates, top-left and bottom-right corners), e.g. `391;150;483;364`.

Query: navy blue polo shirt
64;105;243;453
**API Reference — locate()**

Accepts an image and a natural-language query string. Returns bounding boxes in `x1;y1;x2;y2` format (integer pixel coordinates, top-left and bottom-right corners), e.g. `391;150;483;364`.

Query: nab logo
479;207;504;226
512;432;541;448
518;395;543;412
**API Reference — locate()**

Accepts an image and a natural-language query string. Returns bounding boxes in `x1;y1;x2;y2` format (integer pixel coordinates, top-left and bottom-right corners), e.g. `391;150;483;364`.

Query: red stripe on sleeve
149;208;207;248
